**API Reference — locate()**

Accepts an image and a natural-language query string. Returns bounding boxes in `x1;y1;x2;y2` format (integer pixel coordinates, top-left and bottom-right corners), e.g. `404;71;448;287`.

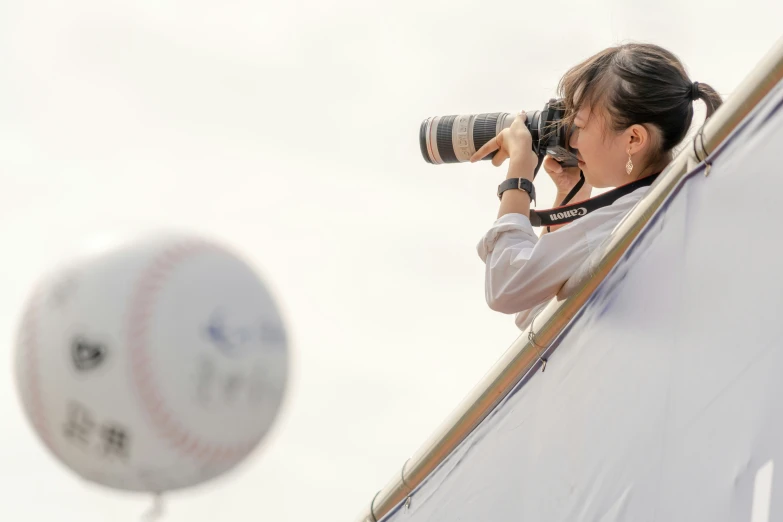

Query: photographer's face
569;105;632;188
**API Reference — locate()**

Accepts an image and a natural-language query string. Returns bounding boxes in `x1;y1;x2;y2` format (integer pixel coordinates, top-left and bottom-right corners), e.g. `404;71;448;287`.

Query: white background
1;1;781;520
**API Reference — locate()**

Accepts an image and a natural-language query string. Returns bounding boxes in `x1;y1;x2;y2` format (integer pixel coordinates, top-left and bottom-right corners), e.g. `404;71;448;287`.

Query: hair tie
689;81;700;101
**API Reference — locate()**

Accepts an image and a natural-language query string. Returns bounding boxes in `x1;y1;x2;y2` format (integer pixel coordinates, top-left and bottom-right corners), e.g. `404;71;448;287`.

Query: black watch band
497;178;536;205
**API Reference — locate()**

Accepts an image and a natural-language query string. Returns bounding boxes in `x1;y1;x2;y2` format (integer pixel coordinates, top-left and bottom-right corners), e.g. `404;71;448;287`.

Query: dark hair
557;43;723;168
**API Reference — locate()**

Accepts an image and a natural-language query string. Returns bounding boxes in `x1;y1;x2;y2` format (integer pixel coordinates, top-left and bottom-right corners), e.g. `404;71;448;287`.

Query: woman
471;43;723;330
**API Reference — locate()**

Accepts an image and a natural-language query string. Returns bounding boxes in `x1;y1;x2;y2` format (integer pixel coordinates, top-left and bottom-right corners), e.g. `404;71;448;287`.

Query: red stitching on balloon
128;240;260;463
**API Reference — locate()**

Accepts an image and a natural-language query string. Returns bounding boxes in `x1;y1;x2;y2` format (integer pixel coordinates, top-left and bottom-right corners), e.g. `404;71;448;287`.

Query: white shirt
477;186;650;330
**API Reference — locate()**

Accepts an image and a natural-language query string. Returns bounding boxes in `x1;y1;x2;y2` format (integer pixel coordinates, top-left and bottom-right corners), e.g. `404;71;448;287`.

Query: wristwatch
497;177;536;204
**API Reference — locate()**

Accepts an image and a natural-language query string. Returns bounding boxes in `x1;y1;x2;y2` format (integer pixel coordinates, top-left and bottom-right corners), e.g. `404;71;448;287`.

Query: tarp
383;79;783;522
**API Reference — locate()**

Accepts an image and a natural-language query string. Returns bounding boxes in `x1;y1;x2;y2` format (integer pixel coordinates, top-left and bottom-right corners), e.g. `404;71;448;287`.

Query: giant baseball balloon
13;233;289;493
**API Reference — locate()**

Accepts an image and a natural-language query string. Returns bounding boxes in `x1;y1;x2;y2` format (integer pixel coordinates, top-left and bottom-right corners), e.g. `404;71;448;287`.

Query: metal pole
355;35;783;522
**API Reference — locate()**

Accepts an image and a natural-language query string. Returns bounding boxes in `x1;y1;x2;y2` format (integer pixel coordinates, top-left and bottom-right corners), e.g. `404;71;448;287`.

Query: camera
419;98;578;176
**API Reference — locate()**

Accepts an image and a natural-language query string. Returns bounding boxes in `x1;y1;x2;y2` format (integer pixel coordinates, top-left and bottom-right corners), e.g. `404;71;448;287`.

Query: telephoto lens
419;100;578;170
419;112;520;164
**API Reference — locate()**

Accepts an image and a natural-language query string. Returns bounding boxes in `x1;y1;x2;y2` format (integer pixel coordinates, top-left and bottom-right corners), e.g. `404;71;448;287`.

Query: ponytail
691;81;723;119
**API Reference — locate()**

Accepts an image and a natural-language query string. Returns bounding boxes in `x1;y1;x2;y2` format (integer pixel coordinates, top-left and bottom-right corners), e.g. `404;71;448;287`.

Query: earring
625;149;634;176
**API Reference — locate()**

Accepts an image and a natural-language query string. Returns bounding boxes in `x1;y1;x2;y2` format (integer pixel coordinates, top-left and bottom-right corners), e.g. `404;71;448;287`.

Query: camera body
419;98;578;176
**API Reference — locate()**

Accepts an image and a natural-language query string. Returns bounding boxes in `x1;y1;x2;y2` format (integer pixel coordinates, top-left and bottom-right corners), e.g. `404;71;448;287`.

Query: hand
542;155;585;196
470;111;537;174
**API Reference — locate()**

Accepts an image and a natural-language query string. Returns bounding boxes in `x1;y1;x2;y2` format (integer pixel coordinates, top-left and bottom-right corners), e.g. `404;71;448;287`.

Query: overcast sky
1;1;782;521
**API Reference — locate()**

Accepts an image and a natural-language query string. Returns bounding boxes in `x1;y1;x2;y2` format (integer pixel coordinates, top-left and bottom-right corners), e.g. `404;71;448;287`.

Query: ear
624;124;652;156
625;124;651;156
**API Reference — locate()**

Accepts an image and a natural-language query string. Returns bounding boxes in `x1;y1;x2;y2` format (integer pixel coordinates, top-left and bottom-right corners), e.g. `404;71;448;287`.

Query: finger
508;111;526;130
542;155;563;174
491;149;508;167
470;135;500;163
470;138;499;163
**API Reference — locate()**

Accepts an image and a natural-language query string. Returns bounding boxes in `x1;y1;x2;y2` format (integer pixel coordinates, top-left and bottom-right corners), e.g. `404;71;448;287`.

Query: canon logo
549;207;588;222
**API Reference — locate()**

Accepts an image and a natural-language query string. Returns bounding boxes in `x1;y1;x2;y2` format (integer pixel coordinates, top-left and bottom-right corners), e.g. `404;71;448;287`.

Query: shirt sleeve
476;213;590;315
476;190;646;320
514;300;549;331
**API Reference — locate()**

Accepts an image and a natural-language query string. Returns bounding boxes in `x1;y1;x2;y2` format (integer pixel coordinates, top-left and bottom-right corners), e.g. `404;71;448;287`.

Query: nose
569;127;579;149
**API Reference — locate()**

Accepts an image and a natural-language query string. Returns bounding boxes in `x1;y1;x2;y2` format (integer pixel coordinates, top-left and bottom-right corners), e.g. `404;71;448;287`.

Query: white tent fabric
382;79;783;522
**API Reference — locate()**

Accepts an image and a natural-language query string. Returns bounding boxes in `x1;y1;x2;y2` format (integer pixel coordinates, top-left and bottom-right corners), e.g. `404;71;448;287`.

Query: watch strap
497;178;536;205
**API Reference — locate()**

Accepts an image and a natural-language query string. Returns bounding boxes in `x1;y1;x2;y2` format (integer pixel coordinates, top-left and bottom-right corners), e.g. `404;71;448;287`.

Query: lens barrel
420;112;517;164
419;102;578;169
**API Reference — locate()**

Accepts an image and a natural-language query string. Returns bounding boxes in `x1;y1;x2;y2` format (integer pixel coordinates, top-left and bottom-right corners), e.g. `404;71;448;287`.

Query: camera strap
528;172;660;228
558;170;587;206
